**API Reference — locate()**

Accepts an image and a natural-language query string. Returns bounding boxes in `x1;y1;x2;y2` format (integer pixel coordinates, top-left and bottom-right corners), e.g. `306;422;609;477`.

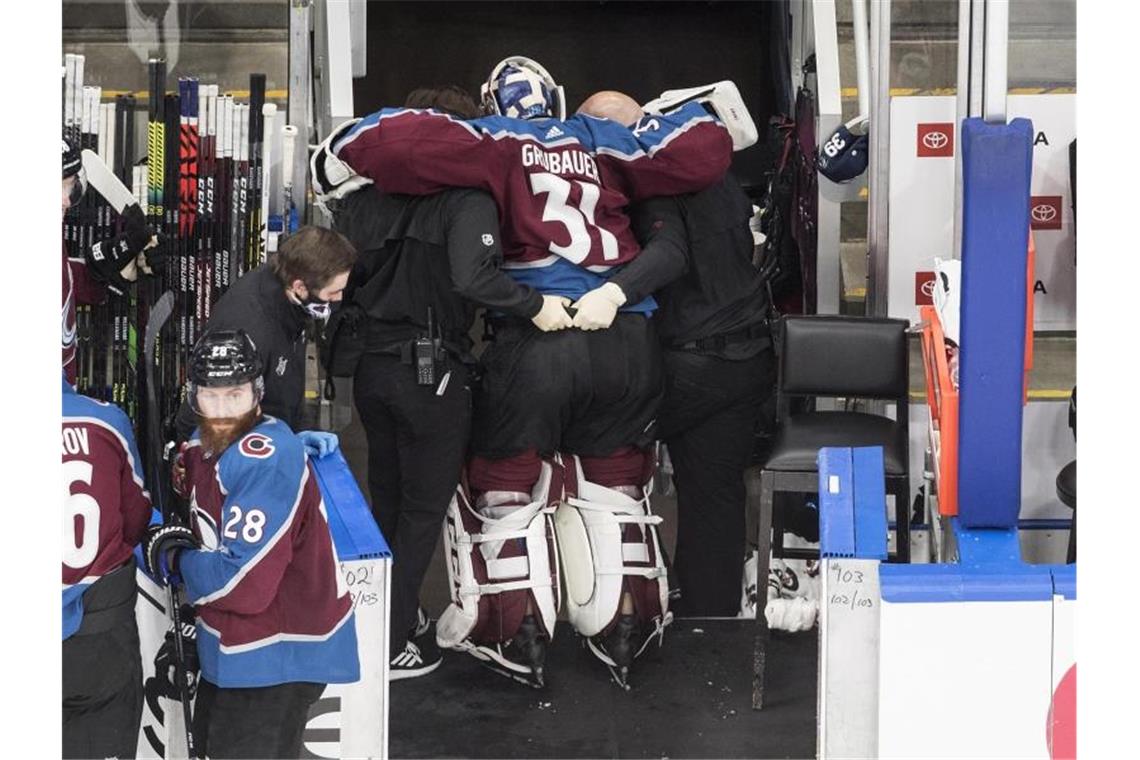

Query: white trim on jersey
198;600;354;654
191;463;308;606
594;113;718;161
334;107;483;153
63;415;150;497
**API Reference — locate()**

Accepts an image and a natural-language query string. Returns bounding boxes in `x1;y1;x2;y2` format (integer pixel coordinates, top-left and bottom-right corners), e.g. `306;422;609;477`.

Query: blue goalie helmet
481;55;566;121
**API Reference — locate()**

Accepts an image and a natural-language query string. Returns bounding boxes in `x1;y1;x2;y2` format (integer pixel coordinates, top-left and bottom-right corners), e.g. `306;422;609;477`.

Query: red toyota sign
1030;196;1063;231
917;123;954;158
915;271;936;306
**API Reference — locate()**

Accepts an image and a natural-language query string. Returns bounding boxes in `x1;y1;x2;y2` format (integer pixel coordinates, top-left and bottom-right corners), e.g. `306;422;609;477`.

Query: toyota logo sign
915;271;936;305
1029;195;1064;230
922;131;949;150
917;123;955;157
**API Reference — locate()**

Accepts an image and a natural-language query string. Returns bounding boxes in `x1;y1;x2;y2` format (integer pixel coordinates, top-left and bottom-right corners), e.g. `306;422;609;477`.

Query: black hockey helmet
188;329;264;418
189;329;263;387
62;137;87;208
62;137;82;179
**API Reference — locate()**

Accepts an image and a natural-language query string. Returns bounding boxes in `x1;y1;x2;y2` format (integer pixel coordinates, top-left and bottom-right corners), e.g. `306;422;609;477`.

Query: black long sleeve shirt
622;172;771;356
332;187;543;348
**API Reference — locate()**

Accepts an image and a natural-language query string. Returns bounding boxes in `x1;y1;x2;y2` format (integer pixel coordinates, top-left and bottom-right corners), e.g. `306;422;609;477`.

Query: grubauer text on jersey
62;376;151;638
331;102;732;310
180;416;360;688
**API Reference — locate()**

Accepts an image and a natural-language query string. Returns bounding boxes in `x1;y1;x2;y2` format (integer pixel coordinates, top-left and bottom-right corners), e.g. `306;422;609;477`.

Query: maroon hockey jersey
179;416;358;687
332;103;732;273
62;242;107;386
62;377;151;638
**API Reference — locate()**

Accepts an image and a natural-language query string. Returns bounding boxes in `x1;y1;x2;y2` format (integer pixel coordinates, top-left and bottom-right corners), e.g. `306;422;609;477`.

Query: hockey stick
280;124;299;235
143;290;197;758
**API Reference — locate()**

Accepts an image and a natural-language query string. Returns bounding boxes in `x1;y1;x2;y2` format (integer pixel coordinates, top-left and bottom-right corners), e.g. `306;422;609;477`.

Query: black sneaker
389;633;442;681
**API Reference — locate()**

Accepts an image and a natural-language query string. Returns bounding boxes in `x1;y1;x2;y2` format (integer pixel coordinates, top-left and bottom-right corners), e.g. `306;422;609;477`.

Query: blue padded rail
957;117;1034;529
880;519;1073;603
312;449;390;561
818;446;888;560
852;447;889;559
819;447;855;557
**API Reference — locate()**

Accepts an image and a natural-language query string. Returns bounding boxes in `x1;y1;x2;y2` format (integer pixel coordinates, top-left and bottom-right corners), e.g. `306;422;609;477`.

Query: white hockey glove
531;295;574;332
642;80;758;152
571;282;627;331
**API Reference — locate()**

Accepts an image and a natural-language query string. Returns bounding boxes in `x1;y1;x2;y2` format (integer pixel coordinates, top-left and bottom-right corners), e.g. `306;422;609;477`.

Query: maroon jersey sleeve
334;109;503;196
584;103;734;203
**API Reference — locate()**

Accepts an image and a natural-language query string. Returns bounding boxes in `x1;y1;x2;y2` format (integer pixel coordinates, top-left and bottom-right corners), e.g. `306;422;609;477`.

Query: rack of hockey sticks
64;54;301;473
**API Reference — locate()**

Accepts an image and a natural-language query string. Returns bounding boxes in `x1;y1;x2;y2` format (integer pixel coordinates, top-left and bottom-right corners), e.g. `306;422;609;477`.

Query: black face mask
300;295;331;322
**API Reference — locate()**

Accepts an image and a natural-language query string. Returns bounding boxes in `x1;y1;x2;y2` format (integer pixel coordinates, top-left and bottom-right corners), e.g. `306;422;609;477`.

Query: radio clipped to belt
404;306;449;391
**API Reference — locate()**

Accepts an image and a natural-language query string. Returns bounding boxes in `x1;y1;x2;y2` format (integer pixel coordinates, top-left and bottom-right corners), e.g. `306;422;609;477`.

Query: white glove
570;282;627;331
531;295;574;332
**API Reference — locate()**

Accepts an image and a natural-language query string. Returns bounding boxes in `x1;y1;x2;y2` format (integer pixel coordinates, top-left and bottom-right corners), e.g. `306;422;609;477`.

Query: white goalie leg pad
437;459;561;657
642;80;758;152
553;456;671;641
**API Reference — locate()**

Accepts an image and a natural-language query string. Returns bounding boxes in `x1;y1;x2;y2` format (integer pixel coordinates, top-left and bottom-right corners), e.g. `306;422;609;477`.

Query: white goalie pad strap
642;80;758;152
437;462;561;650
554;457;670;638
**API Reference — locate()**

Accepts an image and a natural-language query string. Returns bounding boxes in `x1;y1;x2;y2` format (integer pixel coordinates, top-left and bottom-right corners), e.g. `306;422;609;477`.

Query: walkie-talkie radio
415;307;440;386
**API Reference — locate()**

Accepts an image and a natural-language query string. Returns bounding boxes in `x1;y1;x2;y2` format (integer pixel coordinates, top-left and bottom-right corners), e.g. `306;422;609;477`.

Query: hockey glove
86;204;167;295
530;295;574;332
310;119;373;214
571;282;627;331
152;605;200;700
298;430;339;458
143;523;200;586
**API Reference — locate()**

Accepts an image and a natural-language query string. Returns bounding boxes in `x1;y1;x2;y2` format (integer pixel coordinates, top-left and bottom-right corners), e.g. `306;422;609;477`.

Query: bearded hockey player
312;56;732;689
62;136;166;386
143;329;359;759
63;375;151;759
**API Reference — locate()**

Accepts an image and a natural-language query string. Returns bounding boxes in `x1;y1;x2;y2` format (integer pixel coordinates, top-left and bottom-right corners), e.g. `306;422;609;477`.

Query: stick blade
81;148;136;213
144;291;176;360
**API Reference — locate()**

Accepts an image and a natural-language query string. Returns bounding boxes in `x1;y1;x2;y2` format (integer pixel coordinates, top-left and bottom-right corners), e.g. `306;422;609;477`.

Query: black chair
757;315;912;567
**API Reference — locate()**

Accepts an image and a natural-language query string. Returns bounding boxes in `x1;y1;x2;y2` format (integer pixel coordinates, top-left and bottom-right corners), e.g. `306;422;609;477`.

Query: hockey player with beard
62;136;166;386
143;329;359;759
63;375;151;758
312;56;733;689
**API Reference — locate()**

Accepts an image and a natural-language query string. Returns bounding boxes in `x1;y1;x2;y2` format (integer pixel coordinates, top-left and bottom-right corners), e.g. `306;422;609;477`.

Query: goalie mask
481;56;566;121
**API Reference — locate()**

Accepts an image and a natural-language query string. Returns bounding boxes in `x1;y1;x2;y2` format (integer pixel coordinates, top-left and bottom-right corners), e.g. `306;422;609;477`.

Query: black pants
658;347;777;616
473;313;664;458
62;612;144;759
192;679;325;759
353;354;471;655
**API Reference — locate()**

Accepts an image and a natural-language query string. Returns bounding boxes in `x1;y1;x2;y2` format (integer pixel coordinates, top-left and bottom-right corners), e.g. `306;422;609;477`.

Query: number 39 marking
223;506;267;543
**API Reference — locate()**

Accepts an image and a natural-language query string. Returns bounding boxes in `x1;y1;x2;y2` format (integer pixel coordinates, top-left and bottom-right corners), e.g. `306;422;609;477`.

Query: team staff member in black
175;225;357;445
322;86;571;679
579;92;777;616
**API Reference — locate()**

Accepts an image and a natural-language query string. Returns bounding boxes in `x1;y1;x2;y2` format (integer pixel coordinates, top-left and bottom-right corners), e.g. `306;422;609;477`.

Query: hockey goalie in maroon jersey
312;55;754;688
